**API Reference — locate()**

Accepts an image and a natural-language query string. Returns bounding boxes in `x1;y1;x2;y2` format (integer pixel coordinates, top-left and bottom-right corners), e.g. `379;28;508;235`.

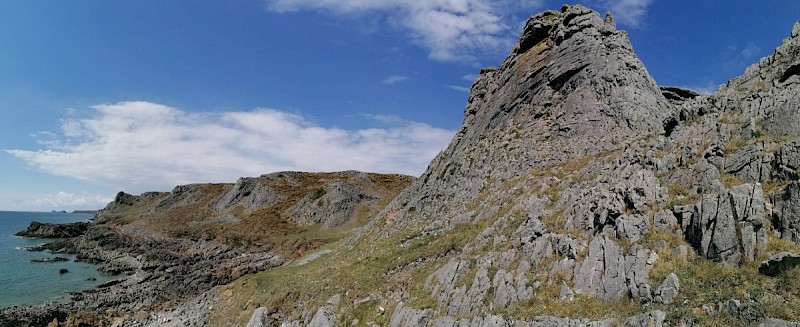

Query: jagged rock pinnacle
386;4;674;231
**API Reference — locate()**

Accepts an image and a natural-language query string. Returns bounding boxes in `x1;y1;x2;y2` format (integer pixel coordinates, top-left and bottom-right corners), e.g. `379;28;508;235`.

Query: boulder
654;273;680;304
759;252;800;276
558;281;575;301
308;304;336;327
624;310;665;327
246;307;267;327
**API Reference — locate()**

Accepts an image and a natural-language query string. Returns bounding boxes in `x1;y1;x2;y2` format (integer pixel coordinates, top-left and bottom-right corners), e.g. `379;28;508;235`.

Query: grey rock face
121;287;220;327
771;181;800;244
246;307;268;327
153;184;207;212
15;221;88;238
722;143;774;184
721;299;765;326
389;303;433;327
366;9;800;327
624;310;665;327
308;304;337;327
573;236;657;301
759;318;800;327
215;177;277;213
424;259;471;310
288;179;377;228
684;183;767;265
381;4;674;234
559;281;575;301
654;273;680;304
392;306;617;327
654;210;678;232
491;269;519;309
759;252;800;276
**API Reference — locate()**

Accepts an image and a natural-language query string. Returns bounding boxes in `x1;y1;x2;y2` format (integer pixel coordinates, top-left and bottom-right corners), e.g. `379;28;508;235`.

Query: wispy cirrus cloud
263;0;544;62
446;85;471;92
592;0;653;27
7;101;454;193
740;42;761;60
462;74;478;82
382;75;409;85
682;78;719;95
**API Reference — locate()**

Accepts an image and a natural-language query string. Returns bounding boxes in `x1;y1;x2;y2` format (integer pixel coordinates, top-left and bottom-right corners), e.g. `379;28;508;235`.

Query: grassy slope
99;172;413;261
212;160;800;327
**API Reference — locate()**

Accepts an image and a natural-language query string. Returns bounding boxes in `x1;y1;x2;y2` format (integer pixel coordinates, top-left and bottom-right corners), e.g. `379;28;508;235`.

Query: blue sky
1;0;798;211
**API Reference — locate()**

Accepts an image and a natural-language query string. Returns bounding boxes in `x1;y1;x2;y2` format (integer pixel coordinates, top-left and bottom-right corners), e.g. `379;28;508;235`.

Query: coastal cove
0;211;115;308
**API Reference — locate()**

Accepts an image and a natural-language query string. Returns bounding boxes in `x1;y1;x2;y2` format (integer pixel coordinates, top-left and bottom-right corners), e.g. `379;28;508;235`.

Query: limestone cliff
233;5;800;327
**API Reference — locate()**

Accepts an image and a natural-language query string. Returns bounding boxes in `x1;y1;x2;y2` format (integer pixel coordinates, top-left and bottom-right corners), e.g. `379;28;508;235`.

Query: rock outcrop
240;6;800;327
759;252;800;276
683;183;767;265
94;171;413;255
15;221;89;238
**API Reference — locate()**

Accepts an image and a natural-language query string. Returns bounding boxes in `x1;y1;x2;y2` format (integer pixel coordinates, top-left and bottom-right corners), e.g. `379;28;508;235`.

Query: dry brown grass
720;173;744;188
101;172;413;259
211;210;502;326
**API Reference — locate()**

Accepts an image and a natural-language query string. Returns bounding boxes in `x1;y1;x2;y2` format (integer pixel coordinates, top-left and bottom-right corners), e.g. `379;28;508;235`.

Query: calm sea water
0;211;115;308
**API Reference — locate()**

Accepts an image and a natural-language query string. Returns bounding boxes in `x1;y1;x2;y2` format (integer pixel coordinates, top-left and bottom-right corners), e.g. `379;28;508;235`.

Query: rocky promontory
15;221;89;238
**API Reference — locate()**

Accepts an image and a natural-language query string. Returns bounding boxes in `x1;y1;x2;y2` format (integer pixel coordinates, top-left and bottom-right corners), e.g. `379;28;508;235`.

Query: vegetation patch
499;279;641;321
720;173;744;188
211;209;500;325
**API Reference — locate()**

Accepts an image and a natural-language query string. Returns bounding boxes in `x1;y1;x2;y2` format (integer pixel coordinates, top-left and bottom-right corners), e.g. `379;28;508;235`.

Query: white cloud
682;78;719;95
263;0;544;62
20;192;113;211
446;85;471;92
7;102;454;193
382;75;409;85
741;42;761;60
594;0;653;27
362;114;406;125
462;74;478;82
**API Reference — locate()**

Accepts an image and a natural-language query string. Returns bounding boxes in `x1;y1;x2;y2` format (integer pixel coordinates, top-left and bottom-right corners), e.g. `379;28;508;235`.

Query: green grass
212;210;502;325
645;232;800;325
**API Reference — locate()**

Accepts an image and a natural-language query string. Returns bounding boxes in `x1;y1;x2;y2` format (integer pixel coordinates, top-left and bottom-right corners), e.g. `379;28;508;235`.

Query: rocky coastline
0;221;282;327
1;171;410;326
15;221;89;238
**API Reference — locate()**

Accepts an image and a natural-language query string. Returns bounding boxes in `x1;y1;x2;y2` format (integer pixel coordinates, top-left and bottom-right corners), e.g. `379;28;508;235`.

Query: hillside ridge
228;4;800;327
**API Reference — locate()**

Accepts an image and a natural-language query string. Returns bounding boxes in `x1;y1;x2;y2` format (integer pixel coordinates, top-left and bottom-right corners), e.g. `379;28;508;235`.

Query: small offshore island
3;4;800;327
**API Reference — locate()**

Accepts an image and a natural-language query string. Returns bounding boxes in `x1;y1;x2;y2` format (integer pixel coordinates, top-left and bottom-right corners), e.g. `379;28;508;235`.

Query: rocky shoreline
0;221;282;326
15;221;89;238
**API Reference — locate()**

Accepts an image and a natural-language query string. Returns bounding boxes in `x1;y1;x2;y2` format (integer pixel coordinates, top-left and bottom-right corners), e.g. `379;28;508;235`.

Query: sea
0;211;115;308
